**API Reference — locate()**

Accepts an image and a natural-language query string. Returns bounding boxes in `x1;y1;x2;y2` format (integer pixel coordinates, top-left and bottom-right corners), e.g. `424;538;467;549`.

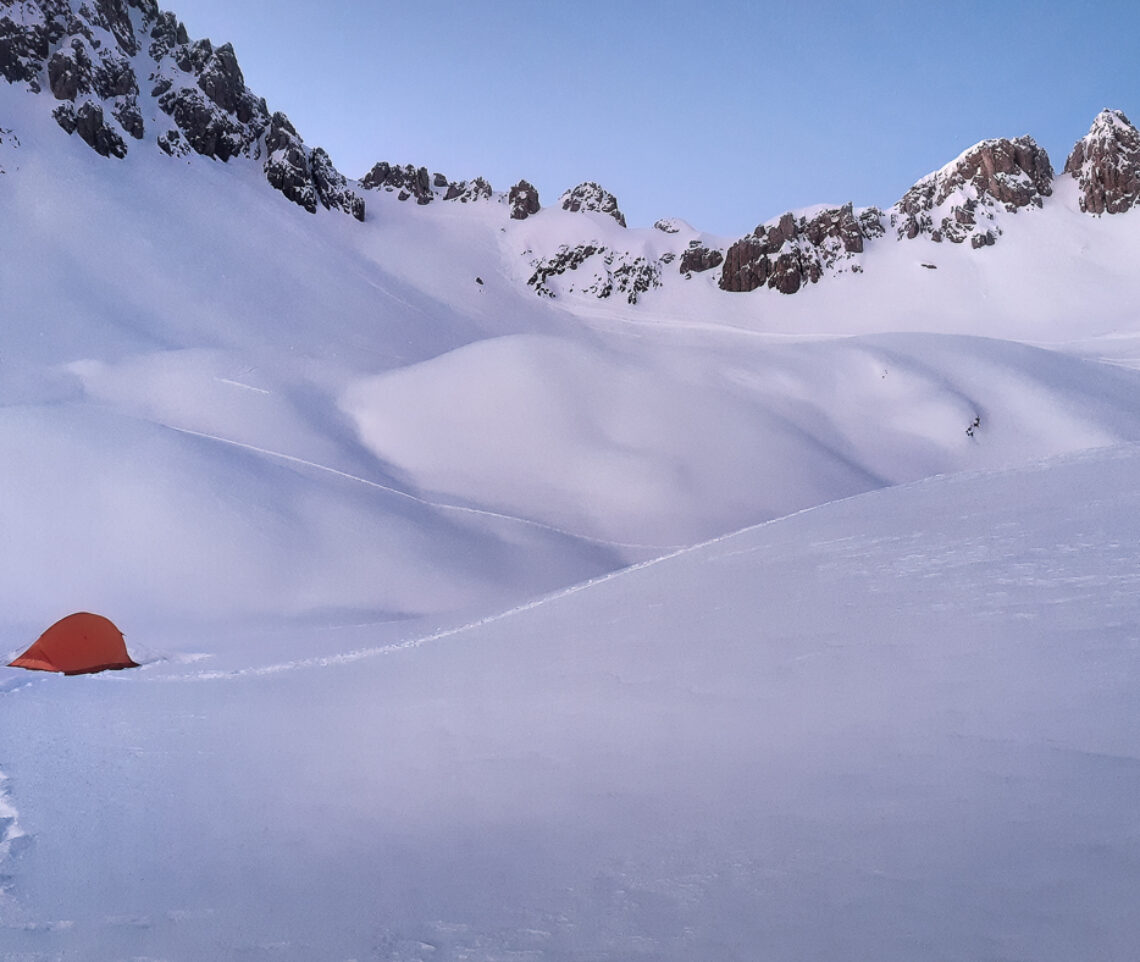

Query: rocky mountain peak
508;180;540;220
889;136;1053;247
1;0;364;220
1063;109;1140;215
559;182;626;227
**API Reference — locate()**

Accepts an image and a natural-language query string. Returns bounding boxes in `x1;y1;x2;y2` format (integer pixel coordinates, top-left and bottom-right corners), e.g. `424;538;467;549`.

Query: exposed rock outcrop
719;203;883;294
1064;109;1140;214
310;147;366;221
53;99;127;157
444;176;492;203
509;179;540;219
679;243;723;275
360;162;435;204
528;244;663;304
1;0;364;220
891;136;1053;245
359;164;493;206
559;182;626;227
262;114;364;220
1;0;72;89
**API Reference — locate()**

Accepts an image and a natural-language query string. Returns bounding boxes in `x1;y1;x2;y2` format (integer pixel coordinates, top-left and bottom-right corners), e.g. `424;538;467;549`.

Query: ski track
160;545;692;682
153;497;837;683
163;423;681;553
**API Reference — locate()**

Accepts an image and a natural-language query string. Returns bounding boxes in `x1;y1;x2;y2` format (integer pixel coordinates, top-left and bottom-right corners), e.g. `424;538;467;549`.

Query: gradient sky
167;0;1139;236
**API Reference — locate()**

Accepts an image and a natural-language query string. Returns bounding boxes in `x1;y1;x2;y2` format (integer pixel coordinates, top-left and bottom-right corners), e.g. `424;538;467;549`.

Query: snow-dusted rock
53;98;126;157
310;147;365;221
720;203;882;294
359;164;493;206
262;114;364;220
678;243;723;275
0;0;72;89
1;0;364;220
527;244;663;303
444;175;493;203
1064;109;1140;215
360;162;435;204
508;179;540;219
891;136;1053;245
559;181;627;227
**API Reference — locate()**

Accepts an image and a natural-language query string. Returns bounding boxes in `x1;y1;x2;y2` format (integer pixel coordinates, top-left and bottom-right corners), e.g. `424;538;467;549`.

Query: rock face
528;245;663;304
1064;109;1140;215
444;176;492;203
890;136;1053;245
509;180;540;220
1;0;364;220
559;182;626;227
359;163;494;206
719;204;883;294
360;162;435;204
53;99;127;157
679;243;723;275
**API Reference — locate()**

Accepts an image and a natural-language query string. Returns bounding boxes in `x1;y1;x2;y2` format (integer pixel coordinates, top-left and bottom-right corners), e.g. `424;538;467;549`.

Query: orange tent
8;612;139;675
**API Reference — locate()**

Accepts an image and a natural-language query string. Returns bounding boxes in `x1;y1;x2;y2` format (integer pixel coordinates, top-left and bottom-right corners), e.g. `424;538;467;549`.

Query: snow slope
6;78;1140;622
4;445;1140;960
5;37;1140;960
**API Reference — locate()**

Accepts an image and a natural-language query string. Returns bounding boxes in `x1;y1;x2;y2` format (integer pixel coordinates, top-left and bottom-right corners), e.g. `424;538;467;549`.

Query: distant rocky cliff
3;3;1140;303
0;0;364;219
718;204;885;295
888;136;1054;248
1064;109;1140;215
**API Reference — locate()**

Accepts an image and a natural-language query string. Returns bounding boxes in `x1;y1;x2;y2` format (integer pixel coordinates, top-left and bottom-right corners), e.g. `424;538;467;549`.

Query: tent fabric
8;612;138;675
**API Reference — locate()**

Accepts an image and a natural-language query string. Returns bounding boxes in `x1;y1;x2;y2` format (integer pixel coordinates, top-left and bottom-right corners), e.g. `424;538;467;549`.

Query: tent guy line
162;422;685;553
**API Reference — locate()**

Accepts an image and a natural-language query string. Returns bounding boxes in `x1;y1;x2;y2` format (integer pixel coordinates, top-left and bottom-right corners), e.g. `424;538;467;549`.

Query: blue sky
169;0;1139;236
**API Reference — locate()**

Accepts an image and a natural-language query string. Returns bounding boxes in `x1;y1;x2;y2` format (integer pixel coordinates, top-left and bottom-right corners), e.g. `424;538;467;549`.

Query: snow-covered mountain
4;0;1140;958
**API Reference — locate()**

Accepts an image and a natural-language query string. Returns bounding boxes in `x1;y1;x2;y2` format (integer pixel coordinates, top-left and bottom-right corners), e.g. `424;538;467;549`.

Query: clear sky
167;0;1139;236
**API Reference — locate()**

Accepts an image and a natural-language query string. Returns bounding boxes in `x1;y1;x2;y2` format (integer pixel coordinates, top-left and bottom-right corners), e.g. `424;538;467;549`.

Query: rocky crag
718;204;885;295
1064;109;1140;215
888;136;1054;248
0;0;364;219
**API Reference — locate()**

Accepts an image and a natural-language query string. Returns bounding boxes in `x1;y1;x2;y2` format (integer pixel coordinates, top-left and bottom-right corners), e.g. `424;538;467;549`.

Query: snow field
3;74;1140;960
4;445;1140;960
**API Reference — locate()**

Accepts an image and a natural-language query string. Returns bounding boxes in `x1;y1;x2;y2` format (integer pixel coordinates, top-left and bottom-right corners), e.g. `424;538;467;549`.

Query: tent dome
8;612;139;675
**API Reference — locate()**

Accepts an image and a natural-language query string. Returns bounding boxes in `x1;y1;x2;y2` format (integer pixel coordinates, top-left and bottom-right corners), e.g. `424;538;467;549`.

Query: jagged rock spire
1064;109;1140;215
